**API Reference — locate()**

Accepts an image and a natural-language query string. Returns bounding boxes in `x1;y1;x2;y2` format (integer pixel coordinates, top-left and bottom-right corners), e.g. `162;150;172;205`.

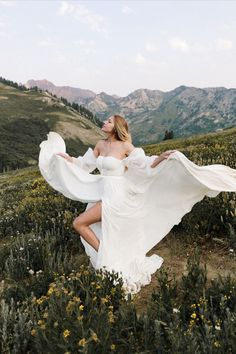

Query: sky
0;0;236;96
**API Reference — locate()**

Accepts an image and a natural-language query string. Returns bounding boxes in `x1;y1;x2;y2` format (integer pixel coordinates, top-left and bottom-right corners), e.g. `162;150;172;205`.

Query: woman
39;114;236;294
57;115;176;254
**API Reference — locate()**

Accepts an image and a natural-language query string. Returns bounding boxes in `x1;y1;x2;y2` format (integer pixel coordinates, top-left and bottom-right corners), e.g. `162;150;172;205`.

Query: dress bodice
96;156;126;176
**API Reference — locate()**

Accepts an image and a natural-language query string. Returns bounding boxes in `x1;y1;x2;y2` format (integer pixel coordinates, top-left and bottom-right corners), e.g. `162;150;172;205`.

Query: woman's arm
56;140;103;163
150;150;177;168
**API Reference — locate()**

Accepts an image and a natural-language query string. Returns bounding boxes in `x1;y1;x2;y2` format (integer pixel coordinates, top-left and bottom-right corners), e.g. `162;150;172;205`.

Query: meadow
0;127;235;353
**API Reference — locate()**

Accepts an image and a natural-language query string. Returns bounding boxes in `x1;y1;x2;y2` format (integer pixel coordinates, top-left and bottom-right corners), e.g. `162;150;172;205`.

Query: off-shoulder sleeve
123;147;160;177
122;147;163;193
72;148;97;173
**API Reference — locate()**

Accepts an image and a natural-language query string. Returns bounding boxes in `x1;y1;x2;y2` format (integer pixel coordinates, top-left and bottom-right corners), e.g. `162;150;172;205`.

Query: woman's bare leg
73;202;102;251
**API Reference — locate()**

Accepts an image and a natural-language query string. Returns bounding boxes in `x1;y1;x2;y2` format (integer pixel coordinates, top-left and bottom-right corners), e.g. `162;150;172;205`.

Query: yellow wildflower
32;296;37;304
190;312;197;319
63;329;70;338
108;311;115;323
43;312;48;319
91;331;99;342
110;344;116;350
31;329;36;336
79;304;84;311
78;338;87;347
213;341;221;348
101;297;108;304
111;287;116;294
47;287;54;296
72;296;81;303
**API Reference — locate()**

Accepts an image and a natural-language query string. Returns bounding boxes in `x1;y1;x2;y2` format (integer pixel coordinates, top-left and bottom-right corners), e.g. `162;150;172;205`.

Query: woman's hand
56;152;73;163
150;150;177;168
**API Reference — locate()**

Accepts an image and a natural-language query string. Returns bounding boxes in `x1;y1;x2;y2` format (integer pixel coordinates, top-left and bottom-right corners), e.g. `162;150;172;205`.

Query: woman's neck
106;134;117;143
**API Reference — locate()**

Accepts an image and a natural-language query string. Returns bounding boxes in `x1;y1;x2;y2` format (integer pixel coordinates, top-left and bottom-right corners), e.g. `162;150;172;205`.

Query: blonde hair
112;114;132;143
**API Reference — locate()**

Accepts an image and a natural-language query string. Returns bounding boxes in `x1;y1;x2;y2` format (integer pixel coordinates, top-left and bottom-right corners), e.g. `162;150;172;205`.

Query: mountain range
26;79;236;145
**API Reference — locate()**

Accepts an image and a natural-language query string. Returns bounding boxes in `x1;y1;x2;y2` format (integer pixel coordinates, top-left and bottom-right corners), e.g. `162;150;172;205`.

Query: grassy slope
0;82;104;171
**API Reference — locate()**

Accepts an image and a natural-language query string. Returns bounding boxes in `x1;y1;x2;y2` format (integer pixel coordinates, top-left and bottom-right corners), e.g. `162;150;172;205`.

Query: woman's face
102;116;115;133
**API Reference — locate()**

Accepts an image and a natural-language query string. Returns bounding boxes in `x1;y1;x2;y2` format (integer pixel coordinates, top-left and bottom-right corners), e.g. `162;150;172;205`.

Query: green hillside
0;80;104;172
0;127;236;353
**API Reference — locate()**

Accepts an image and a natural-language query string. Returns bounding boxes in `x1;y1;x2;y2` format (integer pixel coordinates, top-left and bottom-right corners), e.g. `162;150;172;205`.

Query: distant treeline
163;129;174;140
0;76;27;91
0;76;102;128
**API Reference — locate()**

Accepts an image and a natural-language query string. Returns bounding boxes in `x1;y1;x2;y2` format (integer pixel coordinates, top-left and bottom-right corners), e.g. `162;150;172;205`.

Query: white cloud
73;39;96;55
36;24;47;32
134;53;146;65
38;39;56;47
0;19;5;27
54;54;66;64
0;1;15;6
0;30;7;37
168;36;189;52
122;6;133;15
57;1;106;33
145;42;158;53
215;38;233;50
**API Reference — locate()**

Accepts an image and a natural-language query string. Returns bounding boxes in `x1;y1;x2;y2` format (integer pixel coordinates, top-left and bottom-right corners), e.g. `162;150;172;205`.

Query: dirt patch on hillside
133;231;236;314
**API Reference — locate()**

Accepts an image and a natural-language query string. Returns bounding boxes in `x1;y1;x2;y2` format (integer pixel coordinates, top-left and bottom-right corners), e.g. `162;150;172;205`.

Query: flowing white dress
39;132;236;294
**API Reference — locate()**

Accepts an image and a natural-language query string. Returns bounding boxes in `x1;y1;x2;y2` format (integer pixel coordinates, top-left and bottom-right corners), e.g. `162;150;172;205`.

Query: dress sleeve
123;147;160;178
72;148;97;173
122;147;164;193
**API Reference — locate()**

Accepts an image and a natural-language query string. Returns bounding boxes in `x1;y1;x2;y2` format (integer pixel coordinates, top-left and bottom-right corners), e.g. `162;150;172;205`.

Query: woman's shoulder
123;141;135;156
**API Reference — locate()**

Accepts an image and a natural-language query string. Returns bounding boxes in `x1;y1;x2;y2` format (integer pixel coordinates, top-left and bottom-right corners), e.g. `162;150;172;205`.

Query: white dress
39;132;236;294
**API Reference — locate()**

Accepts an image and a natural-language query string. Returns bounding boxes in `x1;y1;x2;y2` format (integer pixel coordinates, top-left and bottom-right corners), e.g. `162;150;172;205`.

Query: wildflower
110;344;116;351
91;331;99;342
108;311;115;323
72;296;80;303
54;321;58;328
101;297;108;304
190;312;197;319
215;325;221;330
43;312;48;319
63;329;70;338
28;269;34;275
96;284;101;289
213;340;221;348
77;315;83;321
47;287;54;296
79;304;84;311
173;308;180;313
31;296;37;304
111;287;116;294
78;338;87;347
31;329;36;336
